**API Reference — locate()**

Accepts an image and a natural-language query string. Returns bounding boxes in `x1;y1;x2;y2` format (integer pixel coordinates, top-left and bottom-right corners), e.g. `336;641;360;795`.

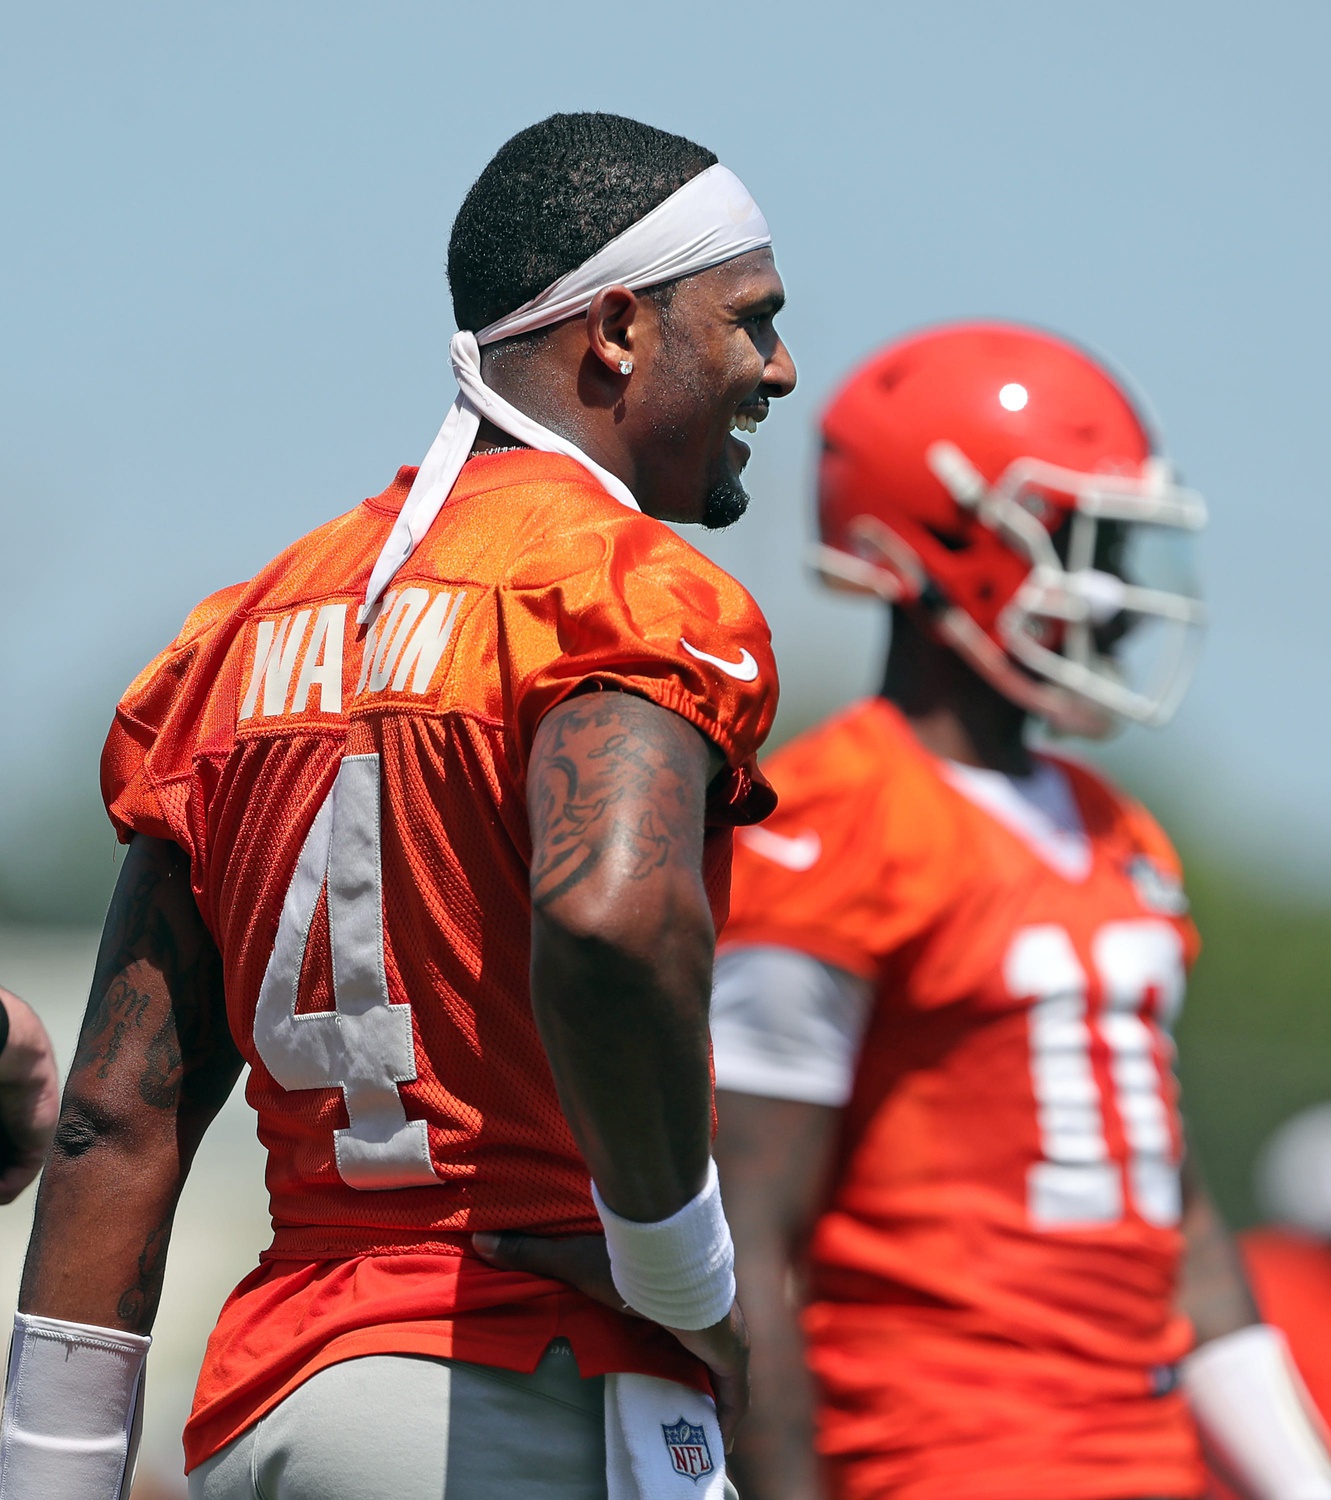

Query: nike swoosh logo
739;827;822;871
680;638;759;682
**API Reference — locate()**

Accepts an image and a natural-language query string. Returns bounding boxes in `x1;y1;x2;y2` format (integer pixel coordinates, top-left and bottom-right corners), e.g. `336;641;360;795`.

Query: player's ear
585;285;638;378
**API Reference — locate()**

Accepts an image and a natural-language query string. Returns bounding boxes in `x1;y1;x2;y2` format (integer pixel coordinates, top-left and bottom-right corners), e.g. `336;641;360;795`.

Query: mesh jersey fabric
100;452;778;1471
719;698;1204;1500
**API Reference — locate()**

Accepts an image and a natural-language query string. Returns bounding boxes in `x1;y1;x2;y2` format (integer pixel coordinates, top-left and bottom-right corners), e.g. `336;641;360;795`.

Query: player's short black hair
447;113;718;333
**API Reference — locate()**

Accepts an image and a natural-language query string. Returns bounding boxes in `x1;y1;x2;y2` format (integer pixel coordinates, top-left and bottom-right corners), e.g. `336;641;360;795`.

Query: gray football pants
188;1341;609;1499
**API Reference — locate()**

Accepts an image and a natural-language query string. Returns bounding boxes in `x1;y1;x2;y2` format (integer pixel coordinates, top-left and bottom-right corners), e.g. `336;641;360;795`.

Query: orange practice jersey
721;699;1203;1500
102;453;778;1470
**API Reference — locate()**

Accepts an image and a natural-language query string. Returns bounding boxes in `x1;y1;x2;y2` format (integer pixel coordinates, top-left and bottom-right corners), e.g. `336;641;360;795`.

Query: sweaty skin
714;608;1261;1500
476;247;795;528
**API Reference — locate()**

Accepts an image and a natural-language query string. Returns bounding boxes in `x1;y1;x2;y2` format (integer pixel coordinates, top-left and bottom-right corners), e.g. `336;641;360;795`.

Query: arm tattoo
115;1214;171;1327
529;694;707;909
66;837;236;1120
21;836;240;1331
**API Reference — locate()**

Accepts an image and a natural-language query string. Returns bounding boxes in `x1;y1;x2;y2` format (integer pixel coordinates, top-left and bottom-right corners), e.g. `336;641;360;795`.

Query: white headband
361;163;771;618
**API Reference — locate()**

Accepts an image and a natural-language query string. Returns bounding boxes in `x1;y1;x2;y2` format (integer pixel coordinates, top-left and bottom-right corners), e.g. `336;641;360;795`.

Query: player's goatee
702;476;750;530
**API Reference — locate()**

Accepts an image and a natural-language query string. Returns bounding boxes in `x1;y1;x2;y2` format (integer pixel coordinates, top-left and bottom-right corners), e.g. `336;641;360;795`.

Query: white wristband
1183;1324;1331;1500
0;1312;151;1500
592;1159;736;1330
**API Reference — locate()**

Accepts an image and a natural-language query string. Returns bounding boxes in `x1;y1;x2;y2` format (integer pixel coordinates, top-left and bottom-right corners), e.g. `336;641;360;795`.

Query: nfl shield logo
661;1417;715;1482
1126;855;1189;916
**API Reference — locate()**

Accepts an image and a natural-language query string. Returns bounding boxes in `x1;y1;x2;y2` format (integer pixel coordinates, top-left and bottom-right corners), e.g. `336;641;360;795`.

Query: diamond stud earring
618;360;633;375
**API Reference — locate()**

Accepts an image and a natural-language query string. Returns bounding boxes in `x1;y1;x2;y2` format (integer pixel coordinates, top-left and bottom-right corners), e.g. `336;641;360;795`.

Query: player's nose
764;334;797;399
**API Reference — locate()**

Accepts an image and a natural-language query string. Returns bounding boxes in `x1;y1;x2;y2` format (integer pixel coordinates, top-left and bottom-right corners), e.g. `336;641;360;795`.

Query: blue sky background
3;0;1330;910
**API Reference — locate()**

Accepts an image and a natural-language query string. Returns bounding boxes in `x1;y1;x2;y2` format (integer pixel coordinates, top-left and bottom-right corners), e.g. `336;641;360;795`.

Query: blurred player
0;986;59;1202
711;323;1331;1500
2;113;795;1499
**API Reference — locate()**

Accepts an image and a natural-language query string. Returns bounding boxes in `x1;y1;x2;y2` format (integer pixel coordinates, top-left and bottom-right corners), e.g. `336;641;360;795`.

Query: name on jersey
238;587;465;720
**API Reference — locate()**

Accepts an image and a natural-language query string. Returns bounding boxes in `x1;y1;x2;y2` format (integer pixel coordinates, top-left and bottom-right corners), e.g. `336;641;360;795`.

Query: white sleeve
0;1312;150;1500
710;944;873;1107
1183;1323;1331;1499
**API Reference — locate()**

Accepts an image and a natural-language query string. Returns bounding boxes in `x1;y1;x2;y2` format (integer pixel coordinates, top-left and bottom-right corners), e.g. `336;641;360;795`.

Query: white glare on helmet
999;383;1029;412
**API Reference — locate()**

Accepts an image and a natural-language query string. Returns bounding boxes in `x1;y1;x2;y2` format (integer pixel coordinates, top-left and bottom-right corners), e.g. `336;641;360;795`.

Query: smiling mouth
729;397;769;435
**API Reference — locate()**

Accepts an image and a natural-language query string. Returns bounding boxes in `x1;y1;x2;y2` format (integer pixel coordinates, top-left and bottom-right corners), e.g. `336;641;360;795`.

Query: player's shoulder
491;455;761;609
466;455;773;685
114;580;247;708
175;576;249;642
1045;751;1184;874
116;484;384;722
237;498;385;616
435;453;778;794
401;452;767;644
171;580;252;653
728;700;973;966
745;699;969;873
764;698;956;810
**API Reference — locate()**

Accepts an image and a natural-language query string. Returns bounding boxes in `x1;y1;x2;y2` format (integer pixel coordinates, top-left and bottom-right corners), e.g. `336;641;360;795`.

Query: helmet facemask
931;444;1209;736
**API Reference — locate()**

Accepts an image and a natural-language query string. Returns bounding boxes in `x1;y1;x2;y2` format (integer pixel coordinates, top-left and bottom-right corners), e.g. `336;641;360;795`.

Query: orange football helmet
813;322;1207;736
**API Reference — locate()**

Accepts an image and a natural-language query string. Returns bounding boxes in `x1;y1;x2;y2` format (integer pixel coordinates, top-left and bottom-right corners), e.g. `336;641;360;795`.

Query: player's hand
0;990;60;1204
665;1299;749;1451
472;1230;750;1448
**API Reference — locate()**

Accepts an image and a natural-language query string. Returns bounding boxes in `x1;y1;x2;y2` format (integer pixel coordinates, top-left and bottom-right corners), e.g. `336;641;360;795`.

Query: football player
3;113;794;1499
710;323;1331;1500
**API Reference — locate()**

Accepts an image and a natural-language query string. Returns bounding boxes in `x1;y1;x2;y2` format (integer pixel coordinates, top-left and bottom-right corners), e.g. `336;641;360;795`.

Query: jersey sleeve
101;584;247;852
501;513;778;825
720;705;964;978
711;945;873;1106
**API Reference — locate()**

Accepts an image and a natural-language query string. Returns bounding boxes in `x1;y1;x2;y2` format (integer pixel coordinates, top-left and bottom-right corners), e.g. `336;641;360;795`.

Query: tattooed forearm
71;974;151;1080
529;694;708;909
140;1012;185;1110
137;929;229;1113
115;1216;171;1330
65;837;237;1118
18;835;241;1330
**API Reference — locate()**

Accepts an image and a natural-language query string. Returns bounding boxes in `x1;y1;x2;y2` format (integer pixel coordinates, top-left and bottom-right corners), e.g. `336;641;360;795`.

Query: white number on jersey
253;753;440;1190
1006;919;1185;1230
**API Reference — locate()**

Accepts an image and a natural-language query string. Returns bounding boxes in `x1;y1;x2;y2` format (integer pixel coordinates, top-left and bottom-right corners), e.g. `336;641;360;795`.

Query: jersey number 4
1008;920;1185;1230
253;754;441;1190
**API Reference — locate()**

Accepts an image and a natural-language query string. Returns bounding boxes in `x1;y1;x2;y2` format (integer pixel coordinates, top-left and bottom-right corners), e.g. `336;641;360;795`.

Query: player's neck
475;338;643;502
881;612;1034;778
